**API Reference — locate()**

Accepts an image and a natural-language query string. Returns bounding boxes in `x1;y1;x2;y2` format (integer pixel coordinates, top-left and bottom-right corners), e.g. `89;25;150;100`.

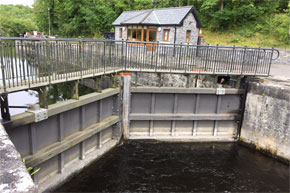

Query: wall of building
240;79;290;162
114;26;126;40
176;12;199;45
114;12;199;45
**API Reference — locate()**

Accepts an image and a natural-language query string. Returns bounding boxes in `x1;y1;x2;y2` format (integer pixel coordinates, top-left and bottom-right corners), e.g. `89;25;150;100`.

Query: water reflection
8;90;38;116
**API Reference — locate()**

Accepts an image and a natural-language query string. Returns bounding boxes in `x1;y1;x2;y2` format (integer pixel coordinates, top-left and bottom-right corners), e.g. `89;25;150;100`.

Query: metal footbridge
0;37;279;94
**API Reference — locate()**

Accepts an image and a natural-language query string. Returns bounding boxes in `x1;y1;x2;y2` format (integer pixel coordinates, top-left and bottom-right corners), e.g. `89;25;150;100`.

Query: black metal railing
0;37;279;93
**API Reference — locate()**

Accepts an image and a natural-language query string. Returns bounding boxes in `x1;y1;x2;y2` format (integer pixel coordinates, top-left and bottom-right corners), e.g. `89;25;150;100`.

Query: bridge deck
0;37;278;94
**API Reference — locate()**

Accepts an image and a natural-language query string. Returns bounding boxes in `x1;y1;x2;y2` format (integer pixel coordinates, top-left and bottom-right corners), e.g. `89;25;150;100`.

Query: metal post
0;94;11;121
178;43;182;70
254;47;261;75
79;37;83;78
155;41;159;72
103;41;106;73
241;46;247;75
267;47;274;75
0;38;6;92
125;39;127;71
45;40;51;84
213;44;219;74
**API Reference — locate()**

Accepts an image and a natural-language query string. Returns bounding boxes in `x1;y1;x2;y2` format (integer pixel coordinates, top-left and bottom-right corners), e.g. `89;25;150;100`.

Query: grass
203;30;290;49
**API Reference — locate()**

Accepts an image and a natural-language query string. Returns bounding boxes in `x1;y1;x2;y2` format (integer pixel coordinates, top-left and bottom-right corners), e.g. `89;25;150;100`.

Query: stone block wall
240;79;290;161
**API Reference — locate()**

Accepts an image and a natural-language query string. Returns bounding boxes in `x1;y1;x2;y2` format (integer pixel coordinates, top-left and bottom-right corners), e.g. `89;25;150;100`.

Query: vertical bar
58;114;64;141
171;94;178;136
80;106;85;130
80;141;85;160
241;46;247;75
149;93;155;136
0;39;7;92
213;95;221;136
29;123;37;155
213;44;219;74
267;47;274;75
254;47;261;76
193;94;199;136
97;132;102;149
155;41;159;72
58;153;64;174
0;94;11;121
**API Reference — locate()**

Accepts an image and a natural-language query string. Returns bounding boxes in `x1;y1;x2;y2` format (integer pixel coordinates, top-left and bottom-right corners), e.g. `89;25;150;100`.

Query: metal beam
131;87;245;94
130;113;241;121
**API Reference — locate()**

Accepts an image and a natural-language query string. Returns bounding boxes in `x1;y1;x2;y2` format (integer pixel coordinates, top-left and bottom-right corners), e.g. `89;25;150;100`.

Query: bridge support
95;77;102;93
72;80;79;100
37;87;48;109
0;94;11;121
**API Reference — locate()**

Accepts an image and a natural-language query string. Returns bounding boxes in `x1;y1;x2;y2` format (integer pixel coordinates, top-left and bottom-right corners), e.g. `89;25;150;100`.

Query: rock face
0;124;37;193
240;79;290;161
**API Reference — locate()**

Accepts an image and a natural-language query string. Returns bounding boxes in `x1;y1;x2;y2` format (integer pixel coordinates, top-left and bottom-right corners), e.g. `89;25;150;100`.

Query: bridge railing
0;37;279;93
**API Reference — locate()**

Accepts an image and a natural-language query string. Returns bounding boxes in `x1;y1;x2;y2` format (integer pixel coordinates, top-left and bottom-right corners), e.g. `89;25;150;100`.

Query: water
54;140;289;193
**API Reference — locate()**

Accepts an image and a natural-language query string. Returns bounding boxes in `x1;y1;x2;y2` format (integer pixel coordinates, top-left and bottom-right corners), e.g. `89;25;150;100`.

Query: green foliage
0;5;37;36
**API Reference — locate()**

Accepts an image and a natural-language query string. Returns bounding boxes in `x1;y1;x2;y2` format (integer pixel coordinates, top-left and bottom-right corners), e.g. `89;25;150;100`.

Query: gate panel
129;87;244;141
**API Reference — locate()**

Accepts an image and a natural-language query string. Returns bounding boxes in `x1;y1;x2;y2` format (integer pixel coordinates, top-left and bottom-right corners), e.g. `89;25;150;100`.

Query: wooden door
146;29;157;52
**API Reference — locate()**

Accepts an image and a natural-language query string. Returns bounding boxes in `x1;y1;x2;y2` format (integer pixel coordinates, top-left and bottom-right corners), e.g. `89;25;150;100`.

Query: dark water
54;140;289;193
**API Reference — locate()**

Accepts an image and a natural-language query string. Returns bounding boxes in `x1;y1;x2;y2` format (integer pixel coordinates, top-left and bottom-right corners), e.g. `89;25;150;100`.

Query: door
146;29;157;51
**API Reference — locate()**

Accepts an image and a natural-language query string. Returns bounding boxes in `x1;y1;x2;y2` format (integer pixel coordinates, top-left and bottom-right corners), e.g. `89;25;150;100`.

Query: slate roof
112;6;203;28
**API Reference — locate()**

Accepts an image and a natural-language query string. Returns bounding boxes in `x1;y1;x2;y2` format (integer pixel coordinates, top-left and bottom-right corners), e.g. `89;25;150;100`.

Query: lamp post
48;7;51;37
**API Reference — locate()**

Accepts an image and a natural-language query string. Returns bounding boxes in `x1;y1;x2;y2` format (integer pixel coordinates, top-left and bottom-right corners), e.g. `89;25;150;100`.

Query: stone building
112;6;203;45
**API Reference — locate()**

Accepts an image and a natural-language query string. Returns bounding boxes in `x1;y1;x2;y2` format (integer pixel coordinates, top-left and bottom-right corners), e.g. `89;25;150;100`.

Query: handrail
0;37;278;93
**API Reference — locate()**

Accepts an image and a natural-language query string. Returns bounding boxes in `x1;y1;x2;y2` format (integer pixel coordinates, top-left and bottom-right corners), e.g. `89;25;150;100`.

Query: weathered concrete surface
0;123;37;193
121;75;131;139
240;77;290;161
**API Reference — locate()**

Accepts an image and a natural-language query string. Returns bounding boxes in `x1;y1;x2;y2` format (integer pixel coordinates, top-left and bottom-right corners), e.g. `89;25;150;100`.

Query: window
119;28;123;39
186;30;191;44
163;29;170;42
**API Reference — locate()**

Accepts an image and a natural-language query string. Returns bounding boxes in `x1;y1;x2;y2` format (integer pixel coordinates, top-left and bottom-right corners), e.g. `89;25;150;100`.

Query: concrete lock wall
2;88;121;192
1;74;289;193
240;79;290;161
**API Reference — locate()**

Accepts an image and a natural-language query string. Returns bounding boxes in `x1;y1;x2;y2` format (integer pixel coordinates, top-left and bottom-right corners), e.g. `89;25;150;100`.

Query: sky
0;0;34;7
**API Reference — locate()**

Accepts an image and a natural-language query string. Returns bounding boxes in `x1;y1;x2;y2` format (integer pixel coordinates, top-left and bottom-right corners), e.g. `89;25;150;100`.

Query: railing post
267;47;274;75
151;40;154;69
125;39;127;71
229;45;236;73
0;94;11;121
254;47;261;75
0;37;6;92
79;37;83;78
155;41;159;72
213;44;219;74
103;41;106;73
178;43;182;70
121;39;124;70
241;46;247;75
45;39;51;85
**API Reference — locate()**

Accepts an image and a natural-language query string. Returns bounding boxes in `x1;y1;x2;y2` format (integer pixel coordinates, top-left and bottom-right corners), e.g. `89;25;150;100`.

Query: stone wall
240;78;290;161
0;123;37;193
